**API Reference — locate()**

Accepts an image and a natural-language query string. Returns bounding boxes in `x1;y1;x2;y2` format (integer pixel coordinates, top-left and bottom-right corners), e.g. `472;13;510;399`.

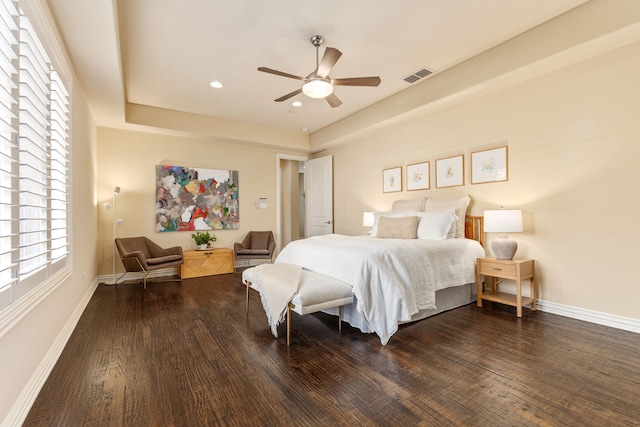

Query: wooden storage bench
180;248;234;278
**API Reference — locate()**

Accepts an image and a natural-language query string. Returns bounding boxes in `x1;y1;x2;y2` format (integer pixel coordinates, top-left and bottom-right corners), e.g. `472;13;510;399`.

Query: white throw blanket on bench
252;263;302;336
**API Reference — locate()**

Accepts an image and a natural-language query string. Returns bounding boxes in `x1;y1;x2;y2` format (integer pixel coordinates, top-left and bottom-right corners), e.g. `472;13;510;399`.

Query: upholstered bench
242;265;354;345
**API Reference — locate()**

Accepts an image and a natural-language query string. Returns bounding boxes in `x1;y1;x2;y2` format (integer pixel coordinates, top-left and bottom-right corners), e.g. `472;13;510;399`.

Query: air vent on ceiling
403;67;434;84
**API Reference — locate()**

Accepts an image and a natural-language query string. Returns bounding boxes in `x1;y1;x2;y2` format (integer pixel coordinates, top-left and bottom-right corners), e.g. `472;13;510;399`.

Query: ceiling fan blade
316;47;342;78
274;88;303;102
258;67;304;80
325;93;342;108
332;76;381;87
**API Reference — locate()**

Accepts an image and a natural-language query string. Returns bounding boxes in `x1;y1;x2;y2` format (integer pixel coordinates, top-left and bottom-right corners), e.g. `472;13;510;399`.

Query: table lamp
362;212;375;228
484;209;523;260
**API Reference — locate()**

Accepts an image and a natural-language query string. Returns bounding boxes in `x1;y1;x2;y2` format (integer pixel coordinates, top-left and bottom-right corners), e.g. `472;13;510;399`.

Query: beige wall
317;42;640;320
96;128;300;276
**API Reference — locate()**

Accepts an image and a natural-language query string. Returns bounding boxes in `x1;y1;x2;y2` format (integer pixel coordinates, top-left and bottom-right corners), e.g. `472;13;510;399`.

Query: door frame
275;153;309;253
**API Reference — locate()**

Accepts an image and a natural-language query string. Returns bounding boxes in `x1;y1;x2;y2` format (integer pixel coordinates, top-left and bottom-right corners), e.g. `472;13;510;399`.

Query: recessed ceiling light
209;81;223;89
300;127;308;133
292;101;302;107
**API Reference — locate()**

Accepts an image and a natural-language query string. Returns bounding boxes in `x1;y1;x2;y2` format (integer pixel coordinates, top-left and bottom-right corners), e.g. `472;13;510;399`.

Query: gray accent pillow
376;216;419;239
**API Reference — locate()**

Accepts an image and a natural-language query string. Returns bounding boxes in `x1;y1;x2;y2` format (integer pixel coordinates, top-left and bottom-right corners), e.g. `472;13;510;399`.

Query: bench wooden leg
287;304;292;346
245;281;251;314
338;306;343;332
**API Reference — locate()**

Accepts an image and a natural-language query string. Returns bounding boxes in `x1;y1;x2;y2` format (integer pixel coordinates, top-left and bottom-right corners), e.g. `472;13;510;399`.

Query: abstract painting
155;165;239;231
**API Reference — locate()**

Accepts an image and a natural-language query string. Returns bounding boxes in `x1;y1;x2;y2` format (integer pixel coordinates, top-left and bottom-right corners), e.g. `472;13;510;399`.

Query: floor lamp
103;186;121;285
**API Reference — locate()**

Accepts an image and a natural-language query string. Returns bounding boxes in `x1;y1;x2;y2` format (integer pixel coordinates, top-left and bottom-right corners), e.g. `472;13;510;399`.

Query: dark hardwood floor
24;271;640;426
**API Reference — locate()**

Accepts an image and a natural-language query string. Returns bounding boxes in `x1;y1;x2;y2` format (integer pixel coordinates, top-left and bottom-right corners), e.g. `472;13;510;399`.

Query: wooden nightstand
476;257;536;317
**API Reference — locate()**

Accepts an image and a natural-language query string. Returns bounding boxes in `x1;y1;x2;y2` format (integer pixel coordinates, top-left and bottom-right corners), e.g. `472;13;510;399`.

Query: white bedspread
275;235;484;344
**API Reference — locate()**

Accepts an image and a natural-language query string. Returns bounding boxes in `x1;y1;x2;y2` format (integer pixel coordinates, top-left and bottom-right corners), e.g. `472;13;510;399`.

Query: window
0;0;70;313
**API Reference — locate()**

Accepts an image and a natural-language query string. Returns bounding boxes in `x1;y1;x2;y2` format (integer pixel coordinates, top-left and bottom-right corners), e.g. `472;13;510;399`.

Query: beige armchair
115;237;183;288
233;231;276;271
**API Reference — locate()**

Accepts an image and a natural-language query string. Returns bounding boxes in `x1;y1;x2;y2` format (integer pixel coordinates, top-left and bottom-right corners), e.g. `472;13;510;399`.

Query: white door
305;155;333;237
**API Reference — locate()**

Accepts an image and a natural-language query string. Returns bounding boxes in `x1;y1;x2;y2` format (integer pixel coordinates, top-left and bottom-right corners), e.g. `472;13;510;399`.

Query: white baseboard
537;299;640;334
4;278;99;427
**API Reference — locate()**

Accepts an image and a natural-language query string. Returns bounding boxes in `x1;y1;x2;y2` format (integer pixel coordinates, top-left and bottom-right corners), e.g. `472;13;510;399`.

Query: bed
274;195;486;345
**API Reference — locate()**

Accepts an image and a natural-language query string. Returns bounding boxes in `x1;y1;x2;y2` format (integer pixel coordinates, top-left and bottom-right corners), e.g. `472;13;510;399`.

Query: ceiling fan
258;35;381;108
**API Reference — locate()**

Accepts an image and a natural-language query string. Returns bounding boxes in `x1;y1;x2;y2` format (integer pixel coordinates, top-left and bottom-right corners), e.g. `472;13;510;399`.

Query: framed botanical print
383;166;402;193
406;161;429;191
471;146;508;184
435;155;464;188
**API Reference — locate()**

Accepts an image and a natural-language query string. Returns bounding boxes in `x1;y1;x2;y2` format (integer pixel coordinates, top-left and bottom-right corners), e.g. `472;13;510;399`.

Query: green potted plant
191;231;217;250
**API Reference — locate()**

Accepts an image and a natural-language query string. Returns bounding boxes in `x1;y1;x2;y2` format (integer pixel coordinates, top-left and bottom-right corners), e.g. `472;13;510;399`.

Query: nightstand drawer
478;261;516;278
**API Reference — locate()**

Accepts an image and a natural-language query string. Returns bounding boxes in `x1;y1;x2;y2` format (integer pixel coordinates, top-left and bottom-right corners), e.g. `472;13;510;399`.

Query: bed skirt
403;282;476;324
323;283;476;334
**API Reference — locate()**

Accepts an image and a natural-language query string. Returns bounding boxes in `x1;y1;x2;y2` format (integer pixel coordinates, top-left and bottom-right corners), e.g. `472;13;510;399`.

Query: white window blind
19;12;50;280
49;69;69;263
0;0;70;312
0;0;18;310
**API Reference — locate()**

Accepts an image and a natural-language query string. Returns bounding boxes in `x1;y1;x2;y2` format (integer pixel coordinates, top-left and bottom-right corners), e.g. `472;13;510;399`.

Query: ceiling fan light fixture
302;77;333;98
258;35;379;107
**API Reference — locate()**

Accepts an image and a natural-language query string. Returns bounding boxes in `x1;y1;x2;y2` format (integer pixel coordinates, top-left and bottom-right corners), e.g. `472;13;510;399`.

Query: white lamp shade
302;78;333;98
484;209;523;233
362;211;375;227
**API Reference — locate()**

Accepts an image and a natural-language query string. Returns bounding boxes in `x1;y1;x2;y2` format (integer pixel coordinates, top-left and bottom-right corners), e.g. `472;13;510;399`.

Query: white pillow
423;195;470;238
416;209;458;240
447;218;457;239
